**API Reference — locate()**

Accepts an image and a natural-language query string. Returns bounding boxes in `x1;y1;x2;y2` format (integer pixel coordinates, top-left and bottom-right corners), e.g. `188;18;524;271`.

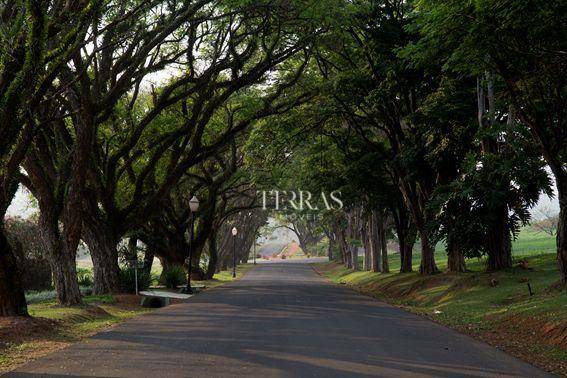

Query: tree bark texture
447;239;466;273
39;212;82;305
418;230;439;275
0;228;28;316
369;211;382;273
377;215;389;273
82;226;120;295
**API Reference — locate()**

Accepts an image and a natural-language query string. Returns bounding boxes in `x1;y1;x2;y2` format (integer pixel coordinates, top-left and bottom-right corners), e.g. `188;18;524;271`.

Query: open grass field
314;228;566;375
372;227;557;272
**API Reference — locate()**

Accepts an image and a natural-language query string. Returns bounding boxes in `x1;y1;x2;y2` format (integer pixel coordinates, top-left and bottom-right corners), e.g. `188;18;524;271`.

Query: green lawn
370;226;556;272
510;227;556;256
322;254;563;325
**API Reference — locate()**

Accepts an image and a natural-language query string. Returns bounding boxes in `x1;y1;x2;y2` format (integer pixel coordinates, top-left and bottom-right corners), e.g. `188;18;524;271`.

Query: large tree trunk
397;175;438;275
82;227;120;294
447;239;466;273
369;211;382;273
362;223;371;271
142;247;154;276
39;213;82;305
49;248;82;305
0;229;28;316
398;226;415;273
486;205;512;271
478;74;512;272
351;245;358;271
419;231;439;274
158;256;178;282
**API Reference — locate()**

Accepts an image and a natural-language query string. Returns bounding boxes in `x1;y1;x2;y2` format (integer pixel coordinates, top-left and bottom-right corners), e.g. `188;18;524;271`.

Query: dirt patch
0;316;69;374
542;322;567;347
0;316;59;346
491;314;567;349
471;315;567;376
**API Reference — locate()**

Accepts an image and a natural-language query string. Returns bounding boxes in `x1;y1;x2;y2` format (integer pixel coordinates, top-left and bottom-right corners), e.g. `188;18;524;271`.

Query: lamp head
189;195;199;212
232;227;237;236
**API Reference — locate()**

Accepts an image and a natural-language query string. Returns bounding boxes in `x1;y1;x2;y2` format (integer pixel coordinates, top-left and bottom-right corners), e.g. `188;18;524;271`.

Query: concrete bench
139;290;193;308
147;285;207;292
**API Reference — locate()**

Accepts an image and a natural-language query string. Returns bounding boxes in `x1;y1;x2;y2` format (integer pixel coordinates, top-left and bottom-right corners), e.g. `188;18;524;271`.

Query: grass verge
313;254;566;376
0;263;255;374
0;294;150;374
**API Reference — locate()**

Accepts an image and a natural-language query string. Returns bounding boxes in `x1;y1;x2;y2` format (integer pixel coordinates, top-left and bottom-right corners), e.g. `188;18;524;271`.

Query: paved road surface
8;260;549;377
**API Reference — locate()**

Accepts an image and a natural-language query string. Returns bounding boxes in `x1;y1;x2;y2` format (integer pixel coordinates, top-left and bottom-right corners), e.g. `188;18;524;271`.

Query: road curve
7;260;550;377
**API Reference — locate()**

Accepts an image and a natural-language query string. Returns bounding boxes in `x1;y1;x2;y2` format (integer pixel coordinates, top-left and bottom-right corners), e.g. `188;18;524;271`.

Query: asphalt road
8;260;550;377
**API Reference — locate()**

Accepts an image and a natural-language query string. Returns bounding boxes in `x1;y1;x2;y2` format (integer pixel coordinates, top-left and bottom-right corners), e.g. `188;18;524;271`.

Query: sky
7;187;37;219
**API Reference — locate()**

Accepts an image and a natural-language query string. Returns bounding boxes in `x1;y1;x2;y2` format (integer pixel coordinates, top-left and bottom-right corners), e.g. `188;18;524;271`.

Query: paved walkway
8;260;549;377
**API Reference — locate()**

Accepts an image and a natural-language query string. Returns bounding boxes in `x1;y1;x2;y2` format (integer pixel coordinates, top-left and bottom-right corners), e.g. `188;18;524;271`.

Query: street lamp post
184;195;199;294
232;227;237;278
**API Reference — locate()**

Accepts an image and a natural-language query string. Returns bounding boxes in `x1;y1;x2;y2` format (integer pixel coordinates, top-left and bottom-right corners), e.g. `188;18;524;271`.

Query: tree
413;0;566;283
23;0;320;296
532;206;559;237
0;0;97;316
307;0;444;274
21;0;204;303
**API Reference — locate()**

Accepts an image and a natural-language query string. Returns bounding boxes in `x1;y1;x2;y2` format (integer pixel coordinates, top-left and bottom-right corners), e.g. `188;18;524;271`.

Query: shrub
5;217;52;291
77;268;93;287
21;258;52;291
118;266;151;293
5;216;48;260
161;265;186;289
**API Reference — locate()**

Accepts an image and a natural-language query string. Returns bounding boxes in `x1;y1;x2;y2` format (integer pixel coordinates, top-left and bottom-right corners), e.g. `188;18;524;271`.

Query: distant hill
257;242;289;258
257;241;304;259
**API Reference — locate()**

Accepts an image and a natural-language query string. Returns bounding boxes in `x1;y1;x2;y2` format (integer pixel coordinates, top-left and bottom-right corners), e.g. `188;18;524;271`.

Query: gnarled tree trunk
0;229;28;316
419;231;439;275
82;226;120;295
39;212;82;305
